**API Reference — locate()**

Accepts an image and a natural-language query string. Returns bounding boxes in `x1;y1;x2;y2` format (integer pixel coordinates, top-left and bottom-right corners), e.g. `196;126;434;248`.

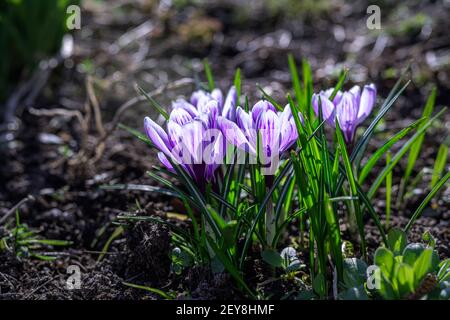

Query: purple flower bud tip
144;86;236;183
146;87;305;179
312;83;377;143
218;101;299;167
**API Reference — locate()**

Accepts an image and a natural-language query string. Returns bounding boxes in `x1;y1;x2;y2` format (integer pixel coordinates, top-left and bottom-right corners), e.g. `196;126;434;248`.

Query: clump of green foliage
114;56;448;300
0;211;71;261
340;229;450;300
0;0;78;101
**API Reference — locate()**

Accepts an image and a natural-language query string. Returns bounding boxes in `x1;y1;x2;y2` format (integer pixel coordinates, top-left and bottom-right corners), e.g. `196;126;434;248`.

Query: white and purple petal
357;83;376;124
336;92;358;143
313;93;336;126
252;100;276;124
222;86;237;121
157;152;174;172
144;117;172;156
218;116;255;154
258;109;280;160
172;99;199;117
182;120;205;164
211;88;223;109
169;107;193;125
236;107;257;149
190;90;208;107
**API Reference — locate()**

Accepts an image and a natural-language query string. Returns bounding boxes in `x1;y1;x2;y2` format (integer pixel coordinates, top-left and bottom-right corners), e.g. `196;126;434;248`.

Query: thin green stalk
385;151;392;229
431;143;449;188
336;121;367;260
404;171;450;233
398;87;436;204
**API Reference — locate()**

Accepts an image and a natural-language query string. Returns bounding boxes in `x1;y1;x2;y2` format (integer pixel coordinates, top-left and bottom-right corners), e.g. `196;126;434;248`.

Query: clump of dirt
363;214;450;260
124;219;172;286
181;266;238;300
78;260;136;300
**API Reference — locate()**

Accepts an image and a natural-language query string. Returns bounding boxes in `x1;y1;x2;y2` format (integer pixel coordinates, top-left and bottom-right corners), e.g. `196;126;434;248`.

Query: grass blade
100;183;177;197
97;226;124;262
367;108;446;199
431;143;449;188
324;192;343;278
351;80;411;166
234;68;241;105
288;54;303;113
404;170;450;233
203;58;215;91
399;88;436;202
336;121;367;259
329;68;348;100
136;85;169;120
358;117;425;183
122;282;175;299
239;161;293;269
119;123;154;147
257;84;283;111
385;151;392;229
301;59;314;120
206;235;255;297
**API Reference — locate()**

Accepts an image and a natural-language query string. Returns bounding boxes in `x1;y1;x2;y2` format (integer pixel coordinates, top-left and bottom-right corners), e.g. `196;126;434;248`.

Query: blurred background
0;0;449;300
1;0;449;219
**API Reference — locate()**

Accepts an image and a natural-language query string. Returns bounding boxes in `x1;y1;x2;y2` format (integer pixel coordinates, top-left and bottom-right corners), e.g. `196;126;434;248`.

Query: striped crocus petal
182;120;205;165
336;92;358;143
205;132;225;181
279;105;298;152
172;99;199;118
252;100;277;124
218;116;256;154
258;109;280;160
312;93;336;126
167;120;183;150
222;86;237;121
357;83;377;125
157;152;174;171
198;100;220;127
236;107;257;149
211;88;223;110
169;107;193;125
323;88;343;105
190;90;208;107
349;85;361;107
144;117;172;156
196;94;213;113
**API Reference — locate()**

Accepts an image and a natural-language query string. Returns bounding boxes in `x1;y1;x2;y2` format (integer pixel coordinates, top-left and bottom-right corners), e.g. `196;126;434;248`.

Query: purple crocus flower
144;87;237;186
312;84;377;143
217;100;299;171
183;86;237;122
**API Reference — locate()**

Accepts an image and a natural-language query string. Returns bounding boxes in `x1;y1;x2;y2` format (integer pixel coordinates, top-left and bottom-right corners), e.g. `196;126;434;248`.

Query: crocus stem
347;141;354;156
299;212;305;249
265;175;275;247
205;220;216;258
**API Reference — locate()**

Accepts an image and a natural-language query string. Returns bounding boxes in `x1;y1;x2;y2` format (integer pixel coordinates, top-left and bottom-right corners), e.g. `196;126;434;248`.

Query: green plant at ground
110;55;449;300
339;228;450;300
0;0;79;101
0;211;71;261
261;247;305;277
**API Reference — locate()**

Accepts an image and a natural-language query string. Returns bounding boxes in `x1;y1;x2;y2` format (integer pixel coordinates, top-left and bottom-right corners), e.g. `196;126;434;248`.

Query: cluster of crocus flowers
312;84;377;143
144;86;236;186
144;83;376;185
217;101;299;173
144;87;301;183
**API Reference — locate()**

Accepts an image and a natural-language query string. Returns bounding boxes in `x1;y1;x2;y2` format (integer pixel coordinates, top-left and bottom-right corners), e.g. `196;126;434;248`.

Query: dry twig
0;195;36;224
